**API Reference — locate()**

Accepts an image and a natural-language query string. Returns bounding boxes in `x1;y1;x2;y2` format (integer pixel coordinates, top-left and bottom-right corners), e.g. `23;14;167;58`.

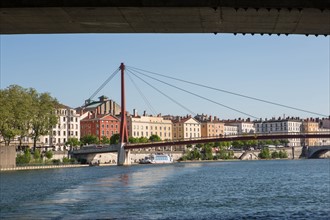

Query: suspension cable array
127;66;328;118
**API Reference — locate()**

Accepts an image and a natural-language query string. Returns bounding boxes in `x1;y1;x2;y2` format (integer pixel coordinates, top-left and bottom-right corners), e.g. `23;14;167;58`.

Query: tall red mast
119;63;128;143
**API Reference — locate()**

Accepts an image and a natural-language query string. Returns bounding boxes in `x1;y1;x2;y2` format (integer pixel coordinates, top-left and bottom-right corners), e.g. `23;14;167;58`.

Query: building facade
127;111;172;140
172;116;201;140
40;104;81;150
223;118;255;134
255;117;303;147
195;115;224;138
80;113;120;141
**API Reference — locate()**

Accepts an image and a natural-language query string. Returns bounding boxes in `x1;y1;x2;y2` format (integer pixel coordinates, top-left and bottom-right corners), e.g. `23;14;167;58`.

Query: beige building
172;116;201;140
127;110;172;140
303;119;319;146
195;114;224;137
223;118;255;134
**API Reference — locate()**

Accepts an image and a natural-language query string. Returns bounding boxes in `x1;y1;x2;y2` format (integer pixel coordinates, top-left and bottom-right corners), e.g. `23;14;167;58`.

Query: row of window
57;109;76;116
61;116;78;122
132;125;171;130
53;131;78;136
133;131;171;137
45;137;66;144
54;124;78;129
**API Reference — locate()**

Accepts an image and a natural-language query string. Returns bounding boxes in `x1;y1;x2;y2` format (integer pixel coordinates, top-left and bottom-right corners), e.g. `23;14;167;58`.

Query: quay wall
1;164;89;172
0;146;16;169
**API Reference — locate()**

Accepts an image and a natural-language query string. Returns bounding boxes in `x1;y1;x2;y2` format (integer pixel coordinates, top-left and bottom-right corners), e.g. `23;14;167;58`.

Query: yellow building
127;112;172;140
172;116;201;140
199;117;225;138
303;119;320;146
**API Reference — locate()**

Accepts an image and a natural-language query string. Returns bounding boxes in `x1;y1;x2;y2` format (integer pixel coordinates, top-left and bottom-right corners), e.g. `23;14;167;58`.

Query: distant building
224;124;238;136
127;109;172;140
76;95;121;116
255;117;303;147
303;118;320;146
80;112;120;141
172;116;201;140
40;104;81;150
195;114;224;137
222;118;255;134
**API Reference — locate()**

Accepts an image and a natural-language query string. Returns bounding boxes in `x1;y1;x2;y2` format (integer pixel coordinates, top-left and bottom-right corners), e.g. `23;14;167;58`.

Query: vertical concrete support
117;144;131;166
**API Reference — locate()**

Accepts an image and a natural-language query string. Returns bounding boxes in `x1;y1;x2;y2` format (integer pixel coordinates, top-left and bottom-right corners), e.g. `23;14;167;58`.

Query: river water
0;159;329;220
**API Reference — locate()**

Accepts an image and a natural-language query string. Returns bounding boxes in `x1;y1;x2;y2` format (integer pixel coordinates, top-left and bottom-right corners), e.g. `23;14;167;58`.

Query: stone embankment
0;164;89;172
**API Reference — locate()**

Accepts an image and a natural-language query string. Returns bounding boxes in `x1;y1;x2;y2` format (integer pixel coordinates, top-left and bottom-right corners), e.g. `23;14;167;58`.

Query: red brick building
80;113;120;140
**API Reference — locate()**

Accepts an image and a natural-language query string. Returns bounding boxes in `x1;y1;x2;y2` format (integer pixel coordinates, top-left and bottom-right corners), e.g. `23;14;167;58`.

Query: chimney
133;109;138;117
209;115;212;121
143;110;146;116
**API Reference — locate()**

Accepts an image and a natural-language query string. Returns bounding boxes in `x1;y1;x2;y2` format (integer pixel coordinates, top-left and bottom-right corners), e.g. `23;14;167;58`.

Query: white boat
149;154;173;164
139;154;173;164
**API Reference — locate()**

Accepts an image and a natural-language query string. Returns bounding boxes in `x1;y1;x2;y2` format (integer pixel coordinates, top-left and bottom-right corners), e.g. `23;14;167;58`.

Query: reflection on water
1;160;329;219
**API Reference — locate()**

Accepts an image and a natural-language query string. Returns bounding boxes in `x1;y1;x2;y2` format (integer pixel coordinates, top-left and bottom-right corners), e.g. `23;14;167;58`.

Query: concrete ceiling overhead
1;0;329;35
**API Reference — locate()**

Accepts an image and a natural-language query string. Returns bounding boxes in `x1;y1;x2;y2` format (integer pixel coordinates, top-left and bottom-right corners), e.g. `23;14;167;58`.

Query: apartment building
127;110;172;140
39;104;81;150
172;116;201;140
255;117;303;146
195;114;224;137
80;112;120;140
223;118;255;134
303;118;320;146
76;95;121;116
224;124;238;136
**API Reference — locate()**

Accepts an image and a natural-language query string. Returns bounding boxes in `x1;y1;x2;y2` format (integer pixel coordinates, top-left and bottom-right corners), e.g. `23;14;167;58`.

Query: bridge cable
88;68;120;102
126;71;158;115
128;69;257;118
127;66;327;117
127;69;196;116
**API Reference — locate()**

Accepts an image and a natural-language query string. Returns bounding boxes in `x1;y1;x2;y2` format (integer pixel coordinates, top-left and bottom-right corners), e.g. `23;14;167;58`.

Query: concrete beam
1;0;329;35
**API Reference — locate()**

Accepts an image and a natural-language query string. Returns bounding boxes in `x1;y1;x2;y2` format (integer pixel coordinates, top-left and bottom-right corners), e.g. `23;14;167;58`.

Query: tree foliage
110;133;120;144
259;148;271;159
45;150;53;159
100;136;110;144
80;135;99;145
149;134;161;142
0;85;58;148
66;137;81;147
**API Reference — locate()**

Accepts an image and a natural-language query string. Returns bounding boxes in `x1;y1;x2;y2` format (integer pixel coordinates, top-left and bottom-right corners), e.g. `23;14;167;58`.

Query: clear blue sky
1;34;329;120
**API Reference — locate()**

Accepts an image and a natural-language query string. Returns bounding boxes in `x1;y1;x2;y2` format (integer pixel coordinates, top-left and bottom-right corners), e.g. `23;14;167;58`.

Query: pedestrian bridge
306;145;330;158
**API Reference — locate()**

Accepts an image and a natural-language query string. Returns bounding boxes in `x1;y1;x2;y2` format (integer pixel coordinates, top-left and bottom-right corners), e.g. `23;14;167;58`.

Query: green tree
202;144;213;160
66;137;81;147
100;136;110;144
0;85;29;146
16;149;31;164
271;151;279;159
259;147;271;159
138;137;149;143
33;149;41;160
29;89;59;151
149;134;161;142
110;134;120;144
45;150;53;159
278;150;288;158
81;134;99;145
232;140;244;149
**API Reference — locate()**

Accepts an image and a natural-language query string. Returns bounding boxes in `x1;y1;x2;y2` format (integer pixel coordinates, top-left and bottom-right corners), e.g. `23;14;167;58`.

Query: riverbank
0;164;89;172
